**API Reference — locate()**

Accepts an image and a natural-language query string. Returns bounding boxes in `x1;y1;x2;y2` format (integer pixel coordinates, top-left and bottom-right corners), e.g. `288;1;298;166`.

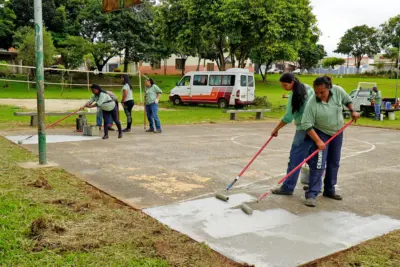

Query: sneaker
102;135;109;140
154;130;162;134
118;132;123;139
271;187;293;195
122;128;131;133
305;198;316;207
108;126;116;131
323;192;342;200
145;129;154;133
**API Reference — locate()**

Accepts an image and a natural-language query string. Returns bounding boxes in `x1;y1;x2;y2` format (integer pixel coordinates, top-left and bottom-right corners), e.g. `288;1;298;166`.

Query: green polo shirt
88;92;115;111
282;84;314;130
373;91;382;105
301;85;352;136
145;84;162;105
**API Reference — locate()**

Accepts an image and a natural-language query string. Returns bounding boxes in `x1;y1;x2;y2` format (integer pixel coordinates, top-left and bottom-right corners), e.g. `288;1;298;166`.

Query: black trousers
123;100;134;129
102;105;122;136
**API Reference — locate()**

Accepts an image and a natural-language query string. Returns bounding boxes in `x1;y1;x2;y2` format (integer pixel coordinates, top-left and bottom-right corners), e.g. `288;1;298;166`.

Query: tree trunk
123;48;129;73
216;38;225;71
181;58;186;76
163;59;167;75
231;53;235;68
196;57;201;71
259;64;266;83
356;56;362;74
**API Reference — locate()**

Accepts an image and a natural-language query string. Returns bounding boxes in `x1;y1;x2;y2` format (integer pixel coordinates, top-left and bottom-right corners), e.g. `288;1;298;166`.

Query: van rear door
247;75;255;102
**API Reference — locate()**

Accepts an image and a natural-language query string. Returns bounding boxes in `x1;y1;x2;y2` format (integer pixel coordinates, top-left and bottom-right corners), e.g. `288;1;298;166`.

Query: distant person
301;76;360;207
145;78;162;133
121;74;135;132
82;84;122;139
271;73;314;195
371;86;382;120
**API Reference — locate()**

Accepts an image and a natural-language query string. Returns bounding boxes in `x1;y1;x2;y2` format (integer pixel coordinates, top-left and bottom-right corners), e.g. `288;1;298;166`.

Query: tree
298;33;326;70
77;0;119;71
14;27;57;67
335;25;380;73
322;57;345;68
380;15;400;71
0;0;16;50
109;4;154;72
58;36;91;69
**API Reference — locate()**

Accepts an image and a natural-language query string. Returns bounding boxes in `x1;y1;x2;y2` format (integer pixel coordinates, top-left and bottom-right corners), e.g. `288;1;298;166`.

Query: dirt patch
29;177;53;190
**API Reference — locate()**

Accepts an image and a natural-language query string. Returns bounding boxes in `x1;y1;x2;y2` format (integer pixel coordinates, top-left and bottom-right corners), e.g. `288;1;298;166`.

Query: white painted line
230;134;289;152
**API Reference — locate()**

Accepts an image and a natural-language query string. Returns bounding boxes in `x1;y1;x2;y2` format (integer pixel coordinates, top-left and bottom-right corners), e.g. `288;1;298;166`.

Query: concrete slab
144;193;400;267
5;134;100;145
5;122;400;266
18;161;59;169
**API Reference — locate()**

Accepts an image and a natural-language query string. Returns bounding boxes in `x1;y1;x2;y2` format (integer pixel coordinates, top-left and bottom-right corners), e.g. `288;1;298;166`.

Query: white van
169;68;255;108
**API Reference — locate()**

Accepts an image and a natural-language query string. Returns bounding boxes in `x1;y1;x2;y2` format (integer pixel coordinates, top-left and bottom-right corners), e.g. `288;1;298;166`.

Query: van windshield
178;76;191;86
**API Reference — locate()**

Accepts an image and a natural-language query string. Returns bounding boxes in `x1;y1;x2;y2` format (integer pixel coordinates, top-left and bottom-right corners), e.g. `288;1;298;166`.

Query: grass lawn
0;136;242;267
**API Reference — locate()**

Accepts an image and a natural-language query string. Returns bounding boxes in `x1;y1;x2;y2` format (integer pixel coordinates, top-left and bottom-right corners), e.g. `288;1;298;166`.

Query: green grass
0;137;240;267
1;74;400;130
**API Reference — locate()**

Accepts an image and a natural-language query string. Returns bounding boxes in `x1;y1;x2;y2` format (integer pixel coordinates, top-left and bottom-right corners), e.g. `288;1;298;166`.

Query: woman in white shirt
121;75;135;132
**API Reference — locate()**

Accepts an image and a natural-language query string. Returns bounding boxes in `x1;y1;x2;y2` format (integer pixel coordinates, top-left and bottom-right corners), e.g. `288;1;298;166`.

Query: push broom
17;108;83;144
239;116;359;215
215;136;275;202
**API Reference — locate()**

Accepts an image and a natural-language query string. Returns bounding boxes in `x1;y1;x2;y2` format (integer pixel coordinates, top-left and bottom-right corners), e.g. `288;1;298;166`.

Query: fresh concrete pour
6;135;100;145
145;193;400;267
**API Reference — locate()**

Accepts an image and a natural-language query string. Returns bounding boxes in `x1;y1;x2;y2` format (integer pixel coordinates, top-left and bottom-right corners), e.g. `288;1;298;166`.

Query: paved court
4;122;400;266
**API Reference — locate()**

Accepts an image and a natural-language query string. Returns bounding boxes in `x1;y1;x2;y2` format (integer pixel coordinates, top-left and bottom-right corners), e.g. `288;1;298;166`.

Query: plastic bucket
389;112;395;121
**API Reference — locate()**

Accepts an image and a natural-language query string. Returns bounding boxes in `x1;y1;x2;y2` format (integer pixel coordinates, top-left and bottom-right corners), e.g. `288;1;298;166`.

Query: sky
310;0;400;57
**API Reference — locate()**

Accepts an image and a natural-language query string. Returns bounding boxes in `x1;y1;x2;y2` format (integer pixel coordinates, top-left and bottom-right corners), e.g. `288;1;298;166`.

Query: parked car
169;68;255;109
266;68;283;74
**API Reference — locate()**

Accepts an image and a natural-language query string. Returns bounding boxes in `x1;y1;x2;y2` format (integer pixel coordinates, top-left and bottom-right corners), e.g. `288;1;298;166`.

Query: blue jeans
374;104;381;120
306;128;343;199
146;103;161;131
281;130;313;192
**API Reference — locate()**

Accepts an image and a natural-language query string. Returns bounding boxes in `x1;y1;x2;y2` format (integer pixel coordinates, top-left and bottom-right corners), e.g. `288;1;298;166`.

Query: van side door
190;75;209;102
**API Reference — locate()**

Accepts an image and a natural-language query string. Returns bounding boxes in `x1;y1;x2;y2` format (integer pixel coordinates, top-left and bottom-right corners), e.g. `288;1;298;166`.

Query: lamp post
34;0;46;164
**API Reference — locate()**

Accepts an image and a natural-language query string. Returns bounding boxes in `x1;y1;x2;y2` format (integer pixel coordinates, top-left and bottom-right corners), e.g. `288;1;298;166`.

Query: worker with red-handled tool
301;76;360;207
270;73;314;195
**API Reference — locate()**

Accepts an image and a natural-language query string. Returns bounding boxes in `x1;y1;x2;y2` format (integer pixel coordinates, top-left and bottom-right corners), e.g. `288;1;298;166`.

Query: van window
178;76;191;86
358;90;371;97
248;76;254;87
222;75;235;86
193;75;208;86
210;75;222;86
241;75;247;86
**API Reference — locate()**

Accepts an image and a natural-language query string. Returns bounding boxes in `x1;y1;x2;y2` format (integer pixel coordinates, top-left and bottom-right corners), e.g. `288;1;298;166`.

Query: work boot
145;129;154;133
271;186;293;195
154;129;162;134
305;198;316;207
323;192;342;200
102;135;109;140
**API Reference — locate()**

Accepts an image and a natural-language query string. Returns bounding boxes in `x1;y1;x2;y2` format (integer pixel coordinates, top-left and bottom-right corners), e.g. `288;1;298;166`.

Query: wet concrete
3;122;400;266
144;193;400;267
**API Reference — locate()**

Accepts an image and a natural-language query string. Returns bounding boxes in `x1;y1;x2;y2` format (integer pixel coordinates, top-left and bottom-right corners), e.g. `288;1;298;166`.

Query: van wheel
218;99;228;109
172;96;182;105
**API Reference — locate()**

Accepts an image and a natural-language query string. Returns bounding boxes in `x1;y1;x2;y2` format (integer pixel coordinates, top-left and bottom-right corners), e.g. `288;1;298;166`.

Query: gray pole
34;0;47;164
396;38;400;104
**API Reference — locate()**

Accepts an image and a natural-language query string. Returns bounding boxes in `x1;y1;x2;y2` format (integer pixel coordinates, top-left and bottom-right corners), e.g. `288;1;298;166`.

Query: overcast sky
311;0;400;57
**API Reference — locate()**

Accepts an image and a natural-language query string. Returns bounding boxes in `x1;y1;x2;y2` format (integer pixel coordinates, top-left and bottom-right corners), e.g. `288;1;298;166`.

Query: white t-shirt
122;84;133;102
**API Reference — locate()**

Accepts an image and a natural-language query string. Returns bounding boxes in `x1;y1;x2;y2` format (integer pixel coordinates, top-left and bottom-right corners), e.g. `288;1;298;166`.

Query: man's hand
155;98;159;104
351;111;360;122
271;129;278;137
316;140;326;150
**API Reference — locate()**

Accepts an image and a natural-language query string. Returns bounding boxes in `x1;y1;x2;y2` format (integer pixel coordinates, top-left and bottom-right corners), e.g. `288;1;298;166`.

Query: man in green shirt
370;86;382;120
145;78;162;133
301;76;360;207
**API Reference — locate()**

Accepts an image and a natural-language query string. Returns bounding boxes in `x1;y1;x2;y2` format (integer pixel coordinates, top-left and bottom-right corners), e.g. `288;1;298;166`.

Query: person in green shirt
82;84;123;140
301;76;360;207
145;78;162;133
371;86;382;120
270;73;315;195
